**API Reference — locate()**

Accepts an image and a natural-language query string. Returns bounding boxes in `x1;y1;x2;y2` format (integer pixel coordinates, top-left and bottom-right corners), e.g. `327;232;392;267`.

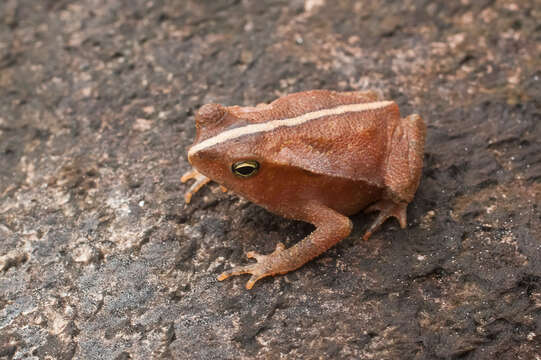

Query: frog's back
252;95;400;186
228;90;383;124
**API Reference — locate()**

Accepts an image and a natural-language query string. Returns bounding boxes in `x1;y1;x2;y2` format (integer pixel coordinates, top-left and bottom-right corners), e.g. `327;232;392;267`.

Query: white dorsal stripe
188;100;394;157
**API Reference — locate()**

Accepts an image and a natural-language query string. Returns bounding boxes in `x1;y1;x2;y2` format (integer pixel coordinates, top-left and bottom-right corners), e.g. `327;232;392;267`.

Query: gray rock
1;0;540;359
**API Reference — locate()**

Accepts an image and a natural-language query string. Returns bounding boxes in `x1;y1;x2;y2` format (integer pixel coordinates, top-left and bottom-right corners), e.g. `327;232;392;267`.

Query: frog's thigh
384;114;426;203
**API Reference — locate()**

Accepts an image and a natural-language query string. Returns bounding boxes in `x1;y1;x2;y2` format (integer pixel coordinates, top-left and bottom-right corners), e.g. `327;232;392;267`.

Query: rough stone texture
0;0;540;359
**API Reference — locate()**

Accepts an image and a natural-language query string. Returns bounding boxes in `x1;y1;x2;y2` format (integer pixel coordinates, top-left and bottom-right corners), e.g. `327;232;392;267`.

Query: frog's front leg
181;169;211;203
218;203;352;289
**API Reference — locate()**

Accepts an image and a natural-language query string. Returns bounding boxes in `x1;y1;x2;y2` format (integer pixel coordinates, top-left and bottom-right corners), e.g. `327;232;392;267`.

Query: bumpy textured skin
182;90;426;289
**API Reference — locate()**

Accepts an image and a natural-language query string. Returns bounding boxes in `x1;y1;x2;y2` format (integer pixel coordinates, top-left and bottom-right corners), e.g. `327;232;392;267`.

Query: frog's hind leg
384;113;426;203
363;113;426;240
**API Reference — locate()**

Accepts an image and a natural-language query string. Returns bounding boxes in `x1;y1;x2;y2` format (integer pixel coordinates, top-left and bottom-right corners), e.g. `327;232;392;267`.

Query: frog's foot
181;169;211;203
218;242;289;289
362;200;407;240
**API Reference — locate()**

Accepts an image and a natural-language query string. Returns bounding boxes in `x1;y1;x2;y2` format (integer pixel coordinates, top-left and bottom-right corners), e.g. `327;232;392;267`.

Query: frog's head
187;104;263;194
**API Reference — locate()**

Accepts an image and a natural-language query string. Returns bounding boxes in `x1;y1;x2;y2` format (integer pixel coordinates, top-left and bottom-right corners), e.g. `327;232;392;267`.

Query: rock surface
1;0;540;359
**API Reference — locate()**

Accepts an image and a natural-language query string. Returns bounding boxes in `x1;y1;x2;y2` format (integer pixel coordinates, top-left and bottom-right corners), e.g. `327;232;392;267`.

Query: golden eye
232;160;259;178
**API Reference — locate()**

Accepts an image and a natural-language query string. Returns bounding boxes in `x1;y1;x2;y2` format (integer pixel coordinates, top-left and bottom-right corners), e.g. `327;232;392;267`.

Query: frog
181;89;426;289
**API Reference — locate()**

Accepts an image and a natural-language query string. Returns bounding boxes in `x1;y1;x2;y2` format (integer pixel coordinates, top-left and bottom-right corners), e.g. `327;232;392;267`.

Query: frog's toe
181;169;211;203
363;200;408;240
180;169;199;183
217;264;264;289
218;242;286;289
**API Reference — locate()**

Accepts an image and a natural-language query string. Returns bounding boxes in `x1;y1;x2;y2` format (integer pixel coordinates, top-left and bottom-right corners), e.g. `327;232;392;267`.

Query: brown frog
182;90;426;289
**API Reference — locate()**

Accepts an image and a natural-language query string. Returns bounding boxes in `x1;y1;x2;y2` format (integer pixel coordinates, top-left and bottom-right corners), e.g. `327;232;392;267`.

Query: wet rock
0;0;540;358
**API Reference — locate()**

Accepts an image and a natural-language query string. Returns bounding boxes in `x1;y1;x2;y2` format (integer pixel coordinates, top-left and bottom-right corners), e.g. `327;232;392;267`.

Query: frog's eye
232;160;259;178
